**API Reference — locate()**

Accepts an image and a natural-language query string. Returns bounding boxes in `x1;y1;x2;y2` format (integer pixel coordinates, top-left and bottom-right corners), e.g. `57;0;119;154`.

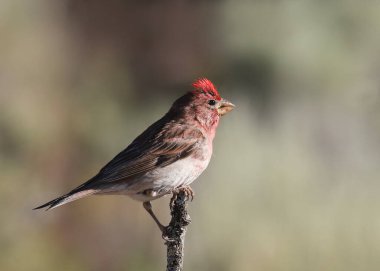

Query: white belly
147;156;209;188
100;153;211;202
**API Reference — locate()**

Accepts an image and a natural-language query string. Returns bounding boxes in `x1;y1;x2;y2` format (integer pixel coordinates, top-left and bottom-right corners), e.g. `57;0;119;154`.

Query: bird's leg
170;186;194;208
143;201;166;232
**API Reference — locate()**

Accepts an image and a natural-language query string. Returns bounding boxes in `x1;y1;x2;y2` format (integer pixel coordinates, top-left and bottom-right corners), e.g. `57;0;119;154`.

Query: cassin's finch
35;78;235;231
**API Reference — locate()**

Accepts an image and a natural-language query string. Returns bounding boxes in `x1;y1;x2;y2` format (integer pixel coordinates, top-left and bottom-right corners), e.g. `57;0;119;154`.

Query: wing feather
86;118;204;186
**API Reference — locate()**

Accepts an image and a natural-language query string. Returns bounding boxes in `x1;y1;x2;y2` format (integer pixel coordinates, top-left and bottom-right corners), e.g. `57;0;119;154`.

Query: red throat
192;78;221;100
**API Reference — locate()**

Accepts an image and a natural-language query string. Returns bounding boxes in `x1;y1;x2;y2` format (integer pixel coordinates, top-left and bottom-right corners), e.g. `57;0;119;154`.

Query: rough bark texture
165;191;191;271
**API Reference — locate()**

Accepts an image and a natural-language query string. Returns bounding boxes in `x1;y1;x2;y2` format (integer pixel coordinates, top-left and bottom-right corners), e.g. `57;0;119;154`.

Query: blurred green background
1;1;380;270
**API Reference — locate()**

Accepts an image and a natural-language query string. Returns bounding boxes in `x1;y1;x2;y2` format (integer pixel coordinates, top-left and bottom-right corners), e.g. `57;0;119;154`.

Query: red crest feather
192;78;221;100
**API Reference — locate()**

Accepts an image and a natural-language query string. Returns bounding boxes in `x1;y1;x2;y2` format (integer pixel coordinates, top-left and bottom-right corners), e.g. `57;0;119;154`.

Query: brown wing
78;117;204;189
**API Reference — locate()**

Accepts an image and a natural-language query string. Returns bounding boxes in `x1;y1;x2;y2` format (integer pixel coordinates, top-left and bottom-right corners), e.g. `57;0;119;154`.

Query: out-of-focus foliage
1;1;380;271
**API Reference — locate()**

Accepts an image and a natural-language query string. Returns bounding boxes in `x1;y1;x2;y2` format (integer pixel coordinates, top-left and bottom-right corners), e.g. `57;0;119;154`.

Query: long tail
34;189;97;210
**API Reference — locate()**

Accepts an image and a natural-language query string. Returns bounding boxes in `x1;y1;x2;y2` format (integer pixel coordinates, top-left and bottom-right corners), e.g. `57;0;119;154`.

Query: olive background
1;1;380;270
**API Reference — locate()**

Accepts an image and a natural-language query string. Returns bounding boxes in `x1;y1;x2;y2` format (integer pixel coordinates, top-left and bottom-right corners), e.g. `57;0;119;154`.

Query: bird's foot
169;186;194;209
161;222;191;242
161;226;174;242
146;214;173;242
181;186;195;201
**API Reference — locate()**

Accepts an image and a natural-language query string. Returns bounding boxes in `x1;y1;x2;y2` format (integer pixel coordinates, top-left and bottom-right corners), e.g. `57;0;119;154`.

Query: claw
169;188;179;209
181;186;194;201
170;186;194;207
162;226;176;242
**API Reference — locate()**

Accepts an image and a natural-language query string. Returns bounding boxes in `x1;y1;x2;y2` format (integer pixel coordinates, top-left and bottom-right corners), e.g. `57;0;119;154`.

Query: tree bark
165;191;191;271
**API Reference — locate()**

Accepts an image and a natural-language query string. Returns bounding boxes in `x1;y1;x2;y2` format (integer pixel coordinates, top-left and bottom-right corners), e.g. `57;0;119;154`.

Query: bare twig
165;191;191;271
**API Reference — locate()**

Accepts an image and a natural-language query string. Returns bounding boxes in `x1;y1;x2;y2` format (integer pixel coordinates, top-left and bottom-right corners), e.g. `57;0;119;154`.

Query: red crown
192;78;221;100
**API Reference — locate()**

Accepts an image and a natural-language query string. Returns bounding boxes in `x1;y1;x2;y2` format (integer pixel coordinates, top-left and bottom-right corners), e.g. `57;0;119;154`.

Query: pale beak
217;99;235;116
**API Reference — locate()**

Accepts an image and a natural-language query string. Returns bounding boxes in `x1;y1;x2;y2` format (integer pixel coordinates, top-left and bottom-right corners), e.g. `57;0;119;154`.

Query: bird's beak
217;99;235;116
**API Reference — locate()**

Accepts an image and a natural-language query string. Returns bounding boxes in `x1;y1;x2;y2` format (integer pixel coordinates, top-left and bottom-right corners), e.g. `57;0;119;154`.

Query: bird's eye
208;100;216;106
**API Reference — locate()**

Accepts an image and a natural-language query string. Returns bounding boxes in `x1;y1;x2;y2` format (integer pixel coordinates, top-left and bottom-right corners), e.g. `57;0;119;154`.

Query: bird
34;78;235;232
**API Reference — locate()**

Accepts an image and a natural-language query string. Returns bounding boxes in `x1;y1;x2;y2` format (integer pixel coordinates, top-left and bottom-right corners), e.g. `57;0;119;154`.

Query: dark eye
208;100;216;106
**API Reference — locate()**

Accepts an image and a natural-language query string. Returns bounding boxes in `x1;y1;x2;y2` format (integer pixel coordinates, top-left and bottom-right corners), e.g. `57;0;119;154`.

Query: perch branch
165;190;191;271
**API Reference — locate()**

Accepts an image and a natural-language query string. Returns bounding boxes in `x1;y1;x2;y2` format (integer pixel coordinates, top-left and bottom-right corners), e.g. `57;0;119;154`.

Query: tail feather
34;189;97;210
